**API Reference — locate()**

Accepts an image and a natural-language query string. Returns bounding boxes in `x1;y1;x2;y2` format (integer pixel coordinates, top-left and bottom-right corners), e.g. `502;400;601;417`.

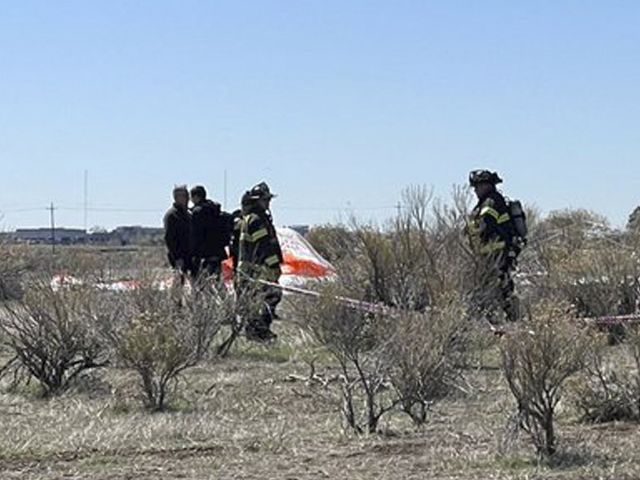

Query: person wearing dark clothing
163;185;193;275
190;185;233;279
237;182;283;342
467;170;520;322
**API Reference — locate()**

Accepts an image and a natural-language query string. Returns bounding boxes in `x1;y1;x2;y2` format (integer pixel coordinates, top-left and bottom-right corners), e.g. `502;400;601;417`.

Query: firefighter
237;182;283;342
163;185;193;277
467;169;521;322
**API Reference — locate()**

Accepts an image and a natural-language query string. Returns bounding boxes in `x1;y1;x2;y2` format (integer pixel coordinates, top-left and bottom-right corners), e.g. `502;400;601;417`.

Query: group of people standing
162;169;525;343
163;181;283;342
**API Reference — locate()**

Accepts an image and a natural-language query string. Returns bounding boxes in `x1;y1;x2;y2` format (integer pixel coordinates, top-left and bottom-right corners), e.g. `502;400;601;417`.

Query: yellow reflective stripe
241;229;268;243
480;241;506;254
497;213;511;224
265;254;280;266
480;206;500;221
251;228;269;241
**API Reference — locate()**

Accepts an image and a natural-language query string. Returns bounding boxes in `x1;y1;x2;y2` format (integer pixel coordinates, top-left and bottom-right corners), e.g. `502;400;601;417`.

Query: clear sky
1;1;638;230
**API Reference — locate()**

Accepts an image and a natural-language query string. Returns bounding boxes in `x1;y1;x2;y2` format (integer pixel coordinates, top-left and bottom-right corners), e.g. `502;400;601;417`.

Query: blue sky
1;1;638;230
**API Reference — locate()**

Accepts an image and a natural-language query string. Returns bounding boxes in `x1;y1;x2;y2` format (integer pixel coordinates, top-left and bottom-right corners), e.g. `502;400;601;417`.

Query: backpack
507;199;528;245
217;211;234;248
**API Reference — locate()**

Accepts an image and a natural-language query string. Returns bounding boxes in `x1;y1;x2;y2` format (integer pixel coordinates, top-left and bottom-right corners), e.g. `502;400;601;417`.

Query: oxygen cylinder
508;200;528;239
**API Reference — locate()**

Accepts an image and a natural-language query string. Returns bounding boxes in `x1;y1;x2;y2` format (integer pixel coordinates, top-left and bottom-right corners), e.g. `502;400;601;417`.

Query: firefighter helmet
248;182;277;200
469;170;503;187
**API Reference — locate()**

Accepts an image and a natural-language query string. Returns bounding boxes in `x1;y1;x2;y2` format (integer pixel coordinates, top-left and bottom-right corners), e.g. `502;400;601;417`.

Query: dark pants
499;259;519;322
237;275;282;336
192;257;222;282
244;284;281;335
476;251;519;322
169;255;194;284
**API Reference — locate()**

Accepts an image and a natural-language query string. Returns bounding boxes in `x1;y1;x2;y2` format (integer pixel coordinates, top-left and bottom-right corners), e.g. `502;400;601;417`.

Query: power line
277;205;398;212
56;206;159;213
0;207;49;213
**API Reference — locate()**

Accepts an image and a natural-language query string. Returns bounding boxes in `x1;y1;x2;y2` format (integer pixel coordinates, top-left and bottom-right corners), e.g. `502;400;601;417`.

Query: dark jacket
163;203;192;267
230;209;243;271
191;199;233;260
238;205;283;281
469;190;514;254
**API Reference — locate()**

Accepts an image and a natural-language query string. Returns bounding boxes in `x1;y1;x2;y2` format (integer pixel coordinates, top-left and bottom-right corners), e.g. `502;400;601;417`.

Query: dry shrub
297;279;473;433
354;186;478;310
297;283;392;434
0;279;112;396
0;241;29;301
548;248;638;319
306;225;356;265
529;209;640;319
297;187;495;433
573;327;640;423
501;300;593;457
109;279;229;411
383;300;472;426
308;186;496;318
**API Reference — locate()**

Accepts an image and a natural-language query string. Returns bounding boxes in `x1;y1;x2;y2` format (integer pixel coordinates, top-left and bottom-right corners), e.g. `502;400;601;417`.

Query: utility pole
396;201;403;218
84;169;89;232
223;169;228;210
49;202;56;255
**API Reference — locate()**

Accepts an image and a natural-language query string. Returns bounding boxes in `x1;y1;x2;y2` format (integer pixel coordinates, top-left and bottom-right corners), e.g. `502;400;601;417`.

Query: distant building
14;228;87;245
3;225;164;246
86;231;117;245
113;226;164;246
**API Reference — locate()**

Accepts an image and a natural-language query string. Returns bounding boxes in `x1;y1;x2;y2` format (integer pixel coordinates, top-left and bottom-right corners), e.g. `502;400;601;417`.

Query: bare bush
542;246;639;319
297;187;497;433
501;300;593;457
306;225;357;265
573;327;640;423
108;279;228;411
297;284;476;432
383;300;472;426
0;280;111;396
0;241;28;301
309;186;495;317
527;209;640;320
296;283;395;434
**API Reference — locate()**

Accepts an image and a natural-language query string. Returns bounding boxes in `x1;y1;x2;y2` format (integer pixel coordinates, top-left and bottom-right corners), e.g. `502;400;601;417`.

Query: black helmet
248;182;276;200
469;170;503;187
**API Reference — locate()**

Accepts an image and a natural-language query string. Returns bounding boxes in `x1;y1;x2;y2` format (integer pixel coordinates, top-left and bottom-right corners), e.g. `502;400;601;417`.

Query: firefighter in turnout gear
237;182;284;342
467;170;522;322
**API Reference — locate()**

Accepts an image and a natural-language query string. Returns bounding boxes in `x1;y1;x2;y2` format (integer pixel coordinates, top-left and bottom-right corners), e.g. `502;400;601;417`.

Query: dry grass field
2;317;640;480
3;205;640;480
